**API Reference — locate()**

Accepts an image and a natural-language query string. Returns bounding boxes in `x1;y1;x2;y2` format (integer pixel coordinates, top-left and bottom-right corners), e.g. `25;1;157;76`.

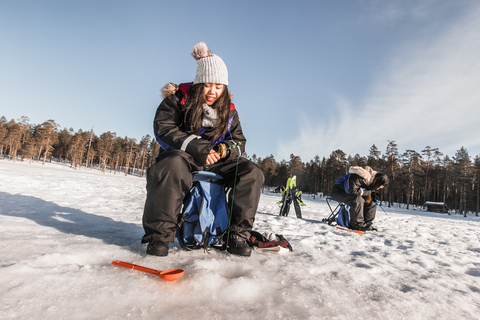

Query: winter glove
364;195;372;204
248;231;293;251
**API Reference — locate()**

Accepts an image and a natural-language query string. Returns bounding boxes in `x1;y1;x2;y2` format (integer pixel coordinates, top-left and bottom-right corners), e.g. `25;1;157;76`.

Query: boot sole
146;245;169;257
227;247;252;257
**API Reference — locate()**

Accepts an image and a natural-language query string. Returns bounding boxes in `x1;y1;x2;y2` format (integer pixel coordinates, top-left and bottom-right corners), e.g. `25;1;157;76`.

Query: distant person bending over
141;41;264;257
330;166;389;231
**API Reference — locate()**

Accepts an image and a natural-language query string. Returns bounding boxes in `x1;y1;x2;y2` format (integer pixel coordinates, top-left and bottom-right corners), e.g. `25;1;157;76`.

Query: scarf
201;103;219;128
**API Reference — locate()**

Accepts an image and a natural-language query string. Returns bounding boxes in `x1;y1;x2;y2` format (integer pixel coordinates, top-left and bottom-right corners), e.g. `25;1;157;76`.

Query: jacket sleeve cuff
362;190;372;197
184;137;214;164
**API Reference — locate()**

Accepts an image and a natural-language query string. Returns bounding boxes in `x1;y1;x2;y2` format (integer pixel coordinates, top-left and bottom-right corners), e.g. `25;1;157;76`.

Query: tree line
253;142;480;216
2;116;479;215
0;116;159;176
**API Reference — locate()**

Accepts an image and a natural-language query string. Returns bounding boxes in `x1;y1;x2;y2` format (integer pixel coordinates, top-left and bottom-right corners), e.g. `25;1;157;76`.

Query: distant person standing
141;41;264;257
330;166;389;231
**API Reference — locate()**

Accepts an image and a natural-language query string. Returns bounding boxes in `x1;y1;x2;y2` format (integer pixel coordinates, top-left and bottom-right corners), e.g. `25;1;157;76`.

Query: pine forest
1;116;479;216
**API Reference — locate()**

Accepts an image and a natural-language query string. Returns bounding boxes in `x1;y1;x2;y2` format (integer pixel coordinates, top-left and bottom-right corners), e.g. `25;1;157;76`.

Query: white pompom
192;41;212;60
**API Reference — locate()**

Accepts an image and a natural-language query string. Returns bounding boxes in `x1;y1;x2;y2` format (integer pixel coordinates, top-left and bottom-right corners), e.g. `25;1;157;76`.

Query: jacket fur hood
348;166;377;185
161;83;179;99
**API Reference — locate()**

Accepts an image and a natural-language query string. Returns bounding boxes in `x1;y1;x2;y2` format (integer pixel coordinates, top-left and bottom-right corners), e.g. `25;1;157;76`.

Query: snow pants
142;149;264;244
330;185;377;230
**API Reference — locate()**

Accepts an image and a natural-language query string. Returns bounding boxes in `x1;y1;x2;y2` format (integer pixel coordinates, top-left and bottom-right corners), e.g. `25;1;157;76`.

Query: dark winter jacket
331;166;376;197
153;82;246;165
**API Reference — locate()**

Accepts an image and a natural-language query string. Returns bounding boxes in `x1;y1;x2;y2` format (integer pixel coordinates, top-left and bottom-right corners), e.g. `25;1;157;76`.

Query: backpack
335;204;351;229
176;171;230;250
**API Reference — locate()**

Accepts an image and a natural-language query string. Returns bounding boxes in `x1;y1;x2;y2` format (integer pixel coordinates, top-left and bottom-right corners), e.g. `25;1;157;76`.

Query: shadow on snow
0;191;144;253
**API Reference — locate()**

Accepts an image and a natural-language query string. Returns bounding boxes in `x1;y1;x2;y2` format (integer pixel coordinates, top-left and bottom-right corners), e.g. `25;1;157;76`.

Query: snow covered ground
1;160;479;320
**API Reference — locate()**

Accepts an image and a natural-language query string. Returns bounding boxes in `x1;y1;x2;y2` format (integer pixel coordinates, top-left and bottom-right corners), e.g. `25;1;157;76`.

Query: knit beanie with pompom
192;41;228;86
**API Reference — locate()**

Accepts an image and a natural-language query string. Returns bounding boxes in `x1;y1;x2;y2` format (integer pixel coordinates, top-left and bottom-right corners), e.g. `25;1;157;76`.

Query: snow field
1;160;479;319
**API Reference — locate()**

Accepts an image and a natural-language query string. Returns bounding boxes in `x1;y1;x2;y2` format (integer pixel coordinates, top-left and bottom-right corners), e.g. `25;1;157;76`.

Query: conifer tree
474;155;480;216
147;138;160;167
421;146;442;204
52;128;74;162
23;124;40;163
319;150;346;195
111;137;126;174
98;131;115;172
277;160;289;188
256;154;277;187
289;154;303;176
348;154;367;168
69;129;88;169
0;116;7;157
37;120;59;165
453;147;472;216
385;140;400;207
138;135;151;176
402;150;422;209
367;144;381;169
4;119;22;161
307;155;321;197
124;137;138;176
84;129;97;169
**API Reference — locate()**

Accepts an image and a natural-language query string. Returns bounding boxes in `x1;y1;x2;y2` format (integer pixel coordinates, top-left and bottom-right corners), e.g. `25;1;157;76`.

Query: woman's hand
206;149;221;165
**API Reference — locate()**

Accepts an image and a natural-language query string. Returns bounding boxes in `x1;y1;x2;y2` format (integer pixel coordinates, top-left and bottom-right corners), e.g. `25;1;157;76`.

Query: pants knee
146;152;192;189
252;164;265;185
353;195;365;206
240;161;264;184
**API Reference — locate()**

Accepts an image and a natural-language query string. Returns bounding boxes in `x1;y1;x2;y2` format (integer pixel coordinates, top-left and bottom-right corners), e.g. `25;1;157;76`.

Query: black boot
227;234;252;257
359;225;377;231
146;241;169;256
350;222;362;231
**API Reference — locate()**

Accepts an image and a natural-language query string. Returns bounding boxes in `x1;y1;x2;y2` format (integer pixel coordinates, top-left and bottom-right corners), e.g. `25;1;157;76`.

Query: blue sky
1;0;479;162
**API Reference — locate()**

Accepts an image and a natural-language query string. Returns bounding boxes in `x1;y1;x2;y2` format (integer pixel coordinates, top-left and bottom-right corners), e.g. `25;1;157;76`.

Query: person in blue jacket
141;41;264;257
330;166;389;231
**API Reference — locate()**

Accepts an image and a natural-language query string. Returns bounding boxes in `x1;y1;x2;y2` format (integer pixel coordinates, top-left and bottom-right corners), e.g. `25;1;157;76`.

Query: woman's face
203;83;224;106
